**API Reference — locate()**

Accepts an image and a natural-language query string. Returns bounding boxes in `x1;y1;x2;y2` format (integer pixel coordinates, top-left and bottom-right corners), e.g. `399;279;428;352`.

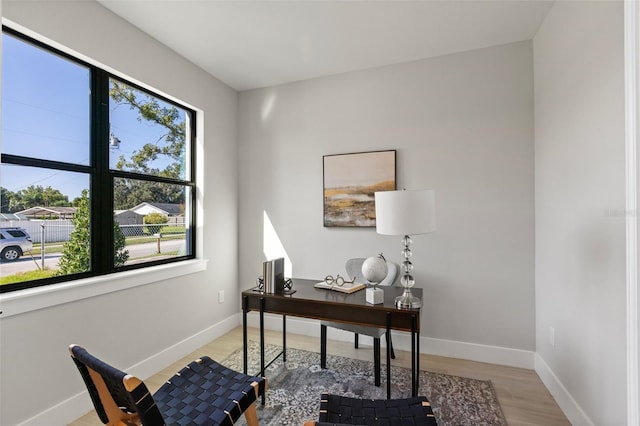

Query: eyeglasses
324;274;355;287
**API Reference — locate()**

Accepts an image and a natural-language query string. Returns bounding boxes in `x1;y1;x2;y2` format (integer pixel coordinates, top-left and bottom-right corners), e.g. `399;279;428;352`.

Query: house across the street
129;202;182;217
15;206;77;220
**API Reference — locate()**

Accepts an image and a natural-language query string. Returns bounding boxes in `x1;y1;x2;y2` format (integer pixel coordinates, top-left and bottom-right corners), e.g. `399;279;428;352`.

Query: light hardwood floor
70;327;570;426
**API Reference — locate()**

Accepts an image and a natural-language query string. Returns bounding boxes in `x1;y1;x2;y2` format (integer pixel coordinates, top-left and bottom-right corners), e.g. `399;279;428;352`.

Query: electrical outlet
549;326;556;348
218;290;224;304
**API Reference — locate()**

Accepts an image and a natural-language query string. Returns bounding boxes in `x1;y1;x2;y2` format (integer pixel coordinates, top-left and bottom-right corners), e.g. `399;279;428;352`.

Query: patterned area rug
222;342;506;426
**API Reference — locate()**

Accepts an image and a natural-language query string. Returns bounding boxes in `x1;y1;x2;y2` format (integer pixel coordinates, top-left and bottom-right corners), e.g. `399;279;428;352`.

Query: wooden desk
241;278;422;400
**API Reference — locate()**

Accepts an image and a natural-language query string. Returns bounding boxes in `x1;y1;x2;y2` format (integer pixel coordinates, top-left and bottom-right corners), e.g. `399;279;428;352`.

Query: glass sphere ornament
400;274;415;288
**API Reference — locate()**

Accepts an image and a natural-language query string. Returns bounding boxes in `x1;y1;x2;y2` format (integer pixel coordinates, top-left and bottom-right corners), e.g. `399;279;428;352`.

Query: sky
1;32;185;202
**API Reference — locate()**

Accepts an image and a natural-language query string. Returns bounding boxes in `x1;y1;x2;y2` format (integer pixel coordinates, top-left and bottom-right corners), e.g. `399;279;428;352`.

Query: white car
0;227;33;262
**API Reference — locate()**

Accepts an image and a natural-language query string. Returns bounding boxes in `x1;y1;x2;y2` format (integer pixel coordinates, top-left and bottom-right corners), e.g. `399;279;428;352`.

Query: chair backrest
380;261;399;286
345;258;399;287
69;345;165;425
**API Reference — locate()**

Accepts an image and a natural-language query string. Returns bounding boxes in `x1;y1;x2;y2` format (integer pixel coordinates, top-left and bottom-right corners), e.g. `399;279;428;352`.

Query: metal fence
119;223;187;240
0;220;188;276
1;220;72;243
1;220;185;244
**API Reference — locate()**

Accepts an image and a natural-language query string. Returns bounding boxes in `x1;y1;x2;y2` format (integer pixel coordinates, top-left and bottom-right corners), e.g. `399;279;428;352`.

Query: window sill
0;259;208;318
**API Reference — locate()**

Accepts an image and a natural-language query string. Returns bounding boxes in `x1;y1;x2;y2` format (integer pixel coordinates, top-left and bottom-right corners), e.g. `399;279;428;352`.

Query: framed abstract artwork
323;150;396;227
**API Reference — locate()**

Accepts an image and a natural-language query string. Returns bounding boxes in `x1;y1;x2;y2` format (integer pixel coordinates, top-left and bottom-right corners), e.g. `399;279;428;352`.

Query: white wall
0;2;239;425
533;1;627;424
238;42;535;357
4;2;628;425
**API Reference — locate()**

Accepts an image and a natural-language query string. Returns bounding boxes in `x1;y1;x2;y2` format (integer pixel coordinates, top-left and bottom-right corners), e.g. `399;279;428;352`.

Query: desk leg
320;324;327;369
386;312;391;399
243;296;248;375
416;318;420;396
411;314;419;396
259;297;265;405
374;338;381;387
283;314;287;362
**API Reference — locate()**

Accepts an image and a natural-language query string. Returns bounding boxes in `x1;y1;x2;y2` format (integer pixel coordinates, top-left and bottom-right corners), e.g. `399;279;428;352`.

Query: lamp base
395;288;422;309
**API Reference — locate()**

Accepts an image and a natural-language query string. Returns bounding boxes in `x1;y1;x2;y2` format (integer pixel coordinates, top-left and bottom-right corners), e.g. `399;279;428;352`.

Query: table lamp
374;189;436;309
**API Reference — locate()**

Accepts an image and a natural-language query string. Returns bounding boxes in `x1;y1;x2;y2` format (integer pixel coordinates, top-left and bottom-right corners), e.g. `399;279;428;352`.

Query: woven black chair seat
317;393;438;426
154;356;266;425
70;345;266;426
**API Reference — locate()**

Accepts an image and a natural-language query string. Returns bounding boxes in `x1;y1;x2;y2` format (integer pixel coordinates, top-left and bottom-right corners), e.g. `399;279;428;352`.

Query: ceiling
97;0;554;92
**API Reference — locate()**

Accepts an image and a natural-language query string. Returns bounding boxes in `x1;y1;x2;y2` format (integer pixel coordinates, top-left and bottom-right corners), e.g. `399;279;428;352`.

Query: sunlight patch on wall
261;92;277;122
263;210;292;277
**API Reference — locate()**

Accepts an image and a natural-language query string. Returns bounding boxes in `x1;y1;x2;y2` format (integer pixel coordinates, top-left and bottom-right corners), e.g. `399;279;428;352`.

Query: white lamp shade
375;189;436;235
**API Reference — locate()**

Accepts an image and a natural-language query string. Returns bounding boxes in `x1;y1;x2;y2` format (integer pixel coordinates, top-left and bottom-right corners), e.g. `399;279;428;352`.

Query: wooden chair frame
69;345;265;426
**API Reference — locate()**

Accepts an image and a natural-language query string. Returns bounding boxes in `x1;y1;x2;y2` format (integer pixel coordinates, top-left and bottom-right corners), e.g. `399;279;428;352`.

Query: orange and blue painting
323;150;396;227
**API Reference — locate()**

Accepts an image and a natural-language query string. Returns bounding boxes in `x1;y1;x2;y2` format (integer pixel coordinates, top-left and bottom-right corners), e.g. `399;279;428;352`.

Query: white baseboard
16;392;93;426
126;314;241;379
535;354;594;426
245;313;535;369
17;314;241;426
420;335;534;369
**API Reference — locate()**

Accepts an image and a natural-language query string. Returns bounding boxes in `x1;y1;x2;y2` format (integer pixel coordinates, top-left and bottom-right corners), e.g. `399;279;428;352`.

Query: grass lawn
0;268;57;285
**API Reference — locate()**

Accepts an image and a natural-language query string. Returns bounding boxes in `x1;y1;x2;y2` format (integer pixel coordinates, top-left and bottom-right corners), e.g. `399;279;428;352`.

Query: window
0;27;196;293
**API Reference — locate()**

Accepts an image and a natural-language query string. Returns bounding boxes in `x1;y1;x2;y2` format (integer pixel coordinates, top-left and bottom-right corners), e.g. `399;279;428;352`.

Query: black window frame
1;26;197;293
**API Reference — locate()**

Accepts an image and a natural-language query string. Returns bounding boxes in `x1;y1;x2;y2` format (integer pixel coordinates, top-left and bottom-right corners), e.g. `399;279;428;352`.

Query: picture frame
323;150;396;227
